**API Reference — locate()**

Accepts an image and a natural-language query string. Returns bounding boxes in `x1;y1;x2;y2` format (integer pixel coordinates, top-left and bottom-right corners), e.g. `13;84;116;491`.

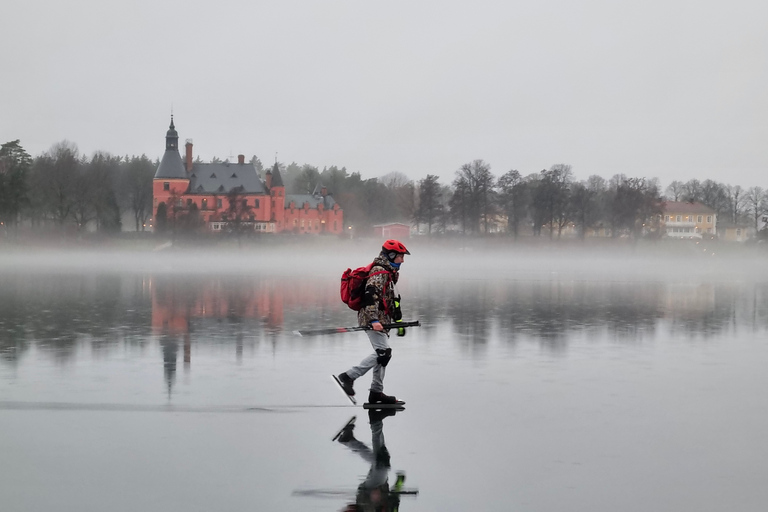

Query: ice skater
337;240;410;406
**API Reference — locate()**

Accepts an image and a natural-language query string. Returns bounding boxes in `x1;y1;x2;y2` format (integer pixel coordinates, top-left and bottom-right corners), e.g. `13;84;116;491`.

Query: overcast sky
3;0;767;188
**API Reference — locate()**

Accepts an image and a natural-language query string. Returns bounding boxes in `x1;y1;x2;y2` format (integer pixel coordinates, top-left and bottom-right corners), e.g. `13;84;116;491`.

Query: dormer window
231;173;237;178
217;185;225;192
210;173;217;179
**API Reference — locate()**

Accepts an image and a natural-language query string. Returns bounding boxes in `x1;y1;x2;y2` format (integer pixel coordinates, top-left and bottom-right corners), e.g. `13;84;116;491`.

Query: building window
187;199;193;206
163;182;170;191
736;229;742;236
177;199;183;207
217;199;223;208
707;215;712;223
301;219;305;228
254;199;260;208
201;199;207;209
697;215;702;222
294;219;298;227
676;215;681;222
242;199;248;208
664;215;669;222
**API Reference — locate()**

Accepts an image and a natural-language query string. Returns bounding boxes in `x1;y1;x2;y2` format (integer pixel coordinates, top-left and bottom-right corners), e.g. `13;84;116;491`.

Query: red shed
373;223;411;239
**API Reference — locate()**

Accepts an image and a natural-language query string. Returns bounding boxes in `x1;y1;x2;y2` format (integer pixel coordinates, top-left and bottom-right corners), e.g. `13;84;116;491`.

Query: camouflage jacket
357;254;400;329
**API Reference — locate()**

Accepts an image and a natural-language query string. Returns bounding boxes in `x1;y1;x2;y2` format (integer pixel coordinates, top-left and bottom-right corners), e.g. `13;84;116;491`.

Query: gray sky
3;0;767;188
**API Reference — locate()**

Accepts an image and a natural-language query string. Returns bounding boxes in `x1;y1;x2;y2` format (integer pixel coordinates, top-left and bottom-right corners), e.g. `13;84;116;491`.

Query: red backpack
340;262;391;311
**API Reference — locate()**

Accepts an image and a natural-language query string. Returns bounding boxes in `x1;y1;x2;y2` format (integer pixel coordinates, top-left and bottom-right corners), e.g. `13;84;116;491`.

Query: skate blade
331;415;356;441
331;375;357;405
363;402;405;409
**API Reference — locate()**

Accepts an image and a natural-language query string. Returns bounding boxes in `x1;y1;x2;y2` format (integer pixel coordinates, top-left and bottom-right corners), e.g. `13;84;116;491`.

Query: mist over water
1;240;768;511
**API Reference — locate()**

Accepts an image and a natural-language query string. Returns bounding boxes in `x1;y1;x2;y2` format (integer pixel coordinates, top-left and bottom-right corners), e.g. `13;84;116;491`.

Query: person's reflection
159;335;178;398
334;410;409;511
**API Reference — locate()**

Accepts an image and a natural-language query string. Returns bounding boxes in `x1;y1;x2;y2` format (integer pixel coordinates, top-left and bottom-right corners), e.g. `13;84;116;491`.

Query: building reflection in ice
2;272;768;370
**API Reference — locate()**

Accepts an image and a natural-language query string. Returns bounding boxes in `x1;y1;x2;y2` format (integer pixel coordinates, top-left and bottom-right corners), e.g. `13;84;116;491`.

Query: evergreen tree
0;140;32;232
414;174;443;235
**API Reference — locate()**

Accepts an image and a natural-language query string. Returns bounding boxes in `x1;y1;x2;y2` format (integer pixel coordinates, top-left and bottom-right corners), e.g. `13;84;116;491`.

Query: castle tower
153;116;190;225
267;161;286;231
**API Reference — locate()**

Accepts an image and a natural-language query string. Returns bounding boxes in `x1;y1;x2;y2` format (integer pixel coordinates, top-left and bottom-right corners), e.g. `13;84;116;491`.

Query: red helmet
382;239;410;255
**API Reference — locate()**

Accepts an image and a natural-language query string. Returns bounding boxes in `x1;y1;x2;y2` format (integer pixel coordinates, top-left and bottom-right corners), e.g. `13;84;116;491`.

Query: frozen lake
1;244;768;511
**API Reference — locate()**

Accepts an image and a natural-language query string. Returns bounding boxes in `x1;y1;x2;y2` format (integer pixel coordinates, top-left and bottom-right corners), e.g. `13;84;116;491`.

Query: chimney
238;154;245;165
265;170;272;189
185;140;193;172
321;186;327;197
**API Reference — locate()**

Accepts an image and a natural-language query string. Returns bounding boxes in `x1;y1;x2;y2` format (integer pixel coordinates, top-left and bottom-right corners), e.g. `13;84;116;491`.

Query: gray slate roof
154;150;187;179
188;163;267;195
285;194;337;209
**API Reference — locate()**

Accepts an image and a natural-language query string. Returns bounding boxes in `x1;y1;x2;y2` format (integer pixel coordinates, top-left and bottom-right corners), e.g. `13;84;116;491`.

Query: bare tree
607;175;662;238
294;164;320;194
382;172;415;223
223;187;254;245
682;179;702;203
665;180;684;201
71;155;95;231
29;141;80;226
529;165;572;237
725;184;747;224
745;186;767;231
451;160;496;234
380;171;410;189
121;155;155;231
700;180;729;219
569;180;601;239
497;169;529;239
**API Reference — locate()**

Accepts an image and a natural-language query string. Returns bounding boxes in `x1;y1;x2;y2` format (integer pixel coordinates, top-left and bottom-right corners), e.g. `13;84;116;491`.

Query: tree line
3;138;766;238
287;159;768;239
0;140;155;234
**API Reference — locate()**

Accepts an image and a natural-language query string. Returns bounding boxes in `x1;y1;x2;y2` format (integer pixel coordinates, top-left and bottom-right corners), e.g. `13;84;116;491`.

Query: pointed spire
165;114;179;149
155;117;187;179
270;160;284;187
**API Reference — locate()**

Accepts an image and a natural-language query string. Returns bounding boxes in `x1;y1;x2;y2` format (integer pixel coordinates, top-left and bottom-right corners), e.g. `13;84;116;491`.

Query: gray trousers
346;330;390;393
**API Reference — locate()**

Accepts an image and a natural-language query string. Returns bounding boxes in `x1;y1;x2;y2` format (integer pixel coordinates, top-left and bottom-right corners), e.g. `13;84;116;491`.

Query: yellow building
719;222;754;242
662;201;717;238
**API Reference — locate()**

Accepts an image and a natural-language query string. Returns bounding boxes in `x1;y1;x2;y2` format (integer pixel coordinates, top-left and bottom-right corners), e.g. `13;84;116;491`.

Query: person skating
337;240;410;406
